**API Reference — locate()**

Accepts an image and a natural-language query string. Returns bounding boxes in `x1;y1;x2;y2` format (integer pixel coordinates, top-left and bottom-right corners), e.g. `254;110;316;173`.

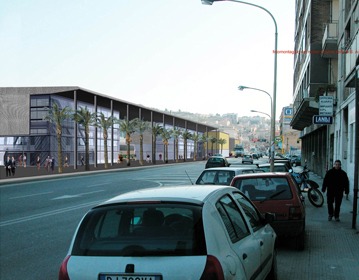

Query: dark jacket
322;167;349;196
5;158;11;168
10;159;16;168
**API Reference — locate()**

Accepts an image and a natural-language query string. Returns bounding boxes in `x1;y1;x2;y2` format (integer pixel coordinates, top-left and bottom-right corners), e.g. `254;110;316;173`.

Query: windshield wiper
260;190;286;204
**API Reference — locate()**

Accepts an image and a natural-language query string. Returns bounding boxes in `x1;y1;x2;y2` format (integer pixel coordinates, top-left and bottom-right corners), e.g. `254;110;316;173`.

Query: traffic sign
313;115;333;124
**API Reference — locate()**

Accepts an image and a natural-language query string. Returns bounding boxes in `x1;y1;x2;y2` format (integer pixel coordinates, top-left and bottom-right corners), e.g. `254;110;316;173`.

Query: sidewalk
0;158;205;186
280;171;359;280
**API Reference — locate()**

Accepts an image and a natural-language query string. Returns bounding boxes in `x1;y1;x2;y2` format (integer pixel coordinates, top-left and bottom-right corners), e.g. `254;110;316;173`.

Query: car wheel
265;247;278;280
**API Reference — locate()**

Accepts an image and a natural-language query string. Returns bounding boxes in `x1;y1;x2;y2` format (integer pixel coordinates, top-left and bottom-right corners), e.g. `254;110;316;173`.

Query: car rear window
233;177;293;201
259;166;287;172
196;170;235;185
208;158;224;163
71;203;206;257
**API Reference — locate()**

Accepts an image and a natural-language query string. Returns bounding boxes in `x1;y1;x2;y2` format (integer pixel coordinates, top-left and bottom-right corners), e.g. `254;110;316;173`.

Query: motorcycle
290;160;324;207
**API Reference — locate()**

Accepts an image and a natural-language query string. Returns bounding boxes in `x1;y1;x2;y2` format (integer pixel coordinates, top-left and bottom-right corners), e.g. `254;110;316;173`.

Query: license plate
100;275;161;280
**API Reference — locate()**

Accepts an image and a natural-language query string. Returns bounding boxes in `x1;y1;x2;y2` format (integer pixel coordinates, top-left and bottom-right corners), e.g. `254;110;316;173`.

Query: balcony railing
322;21;338;58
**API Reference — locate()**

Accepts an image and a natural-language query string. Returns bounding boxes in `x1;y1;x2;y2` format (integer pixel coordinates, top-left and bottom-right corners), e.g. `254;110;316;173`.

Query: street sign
275;136;282;142
313;115;333;124
319;96;334;116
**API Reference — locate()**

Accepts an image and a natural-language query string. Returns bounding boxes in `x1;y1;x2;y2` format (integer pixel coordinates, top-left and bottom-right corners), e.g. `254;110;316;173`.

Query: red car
231;172;306;250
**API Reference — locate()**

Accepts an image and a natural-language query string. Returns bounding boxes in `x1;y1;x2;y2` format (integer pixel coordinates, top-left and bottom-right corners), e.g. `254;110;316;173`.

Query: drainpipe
352;58;359;229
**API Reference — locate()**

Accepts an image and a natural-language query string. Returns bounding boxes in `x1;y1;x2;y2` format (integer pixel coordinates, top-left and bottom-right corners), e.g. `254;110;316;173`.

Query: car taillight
289;206;302;220
200;255;225;280
59;256;71;280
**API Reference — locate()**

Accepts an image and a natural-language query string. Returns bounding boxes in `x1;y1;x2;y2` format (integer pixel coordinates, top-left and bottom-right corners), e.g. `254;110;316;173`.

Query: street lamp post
202;0;278;172
250;109;271;150
250;109;270;119
243;87;275;171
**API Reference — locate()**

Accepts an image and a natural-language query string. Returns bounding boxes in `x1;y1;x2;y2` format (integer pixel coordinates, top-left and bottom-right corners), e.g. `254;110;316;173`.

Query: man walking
322;160;349;221
10;156;16;176
4;156;11;177
51;156;55;173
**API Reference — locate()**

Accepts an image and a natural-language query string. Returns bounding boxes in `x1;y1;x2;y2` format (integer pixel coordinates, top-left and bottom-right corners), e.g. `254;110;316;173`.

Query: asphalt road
0;160;215;280
2;157;357;280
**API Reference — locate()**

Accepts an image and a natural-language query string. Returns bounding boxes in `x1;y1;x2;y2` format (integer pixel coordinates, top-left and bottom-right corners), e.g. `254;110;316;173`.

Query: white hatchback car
59;185;277;280
195;167;264;186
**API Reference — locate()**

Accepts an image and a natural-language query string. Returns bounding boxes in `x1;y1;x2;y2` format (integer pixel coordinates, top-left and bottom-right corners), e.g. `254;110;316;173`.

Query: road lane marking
86;182;111;187
9;191;54;200
0;200;105;227
51;190;105;200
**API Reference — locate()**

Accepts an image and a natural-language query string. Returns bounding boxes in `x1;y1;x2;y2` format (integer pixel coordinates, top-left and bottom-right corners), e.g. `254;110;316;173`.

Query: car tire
266;247;278;280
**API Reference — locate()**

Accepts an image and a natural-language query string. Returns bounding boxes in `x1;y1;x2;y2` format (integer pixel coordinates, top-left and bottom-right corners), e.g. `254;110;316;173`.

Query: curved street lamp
250;109;270;119
202;0;278;172
250;110;271;150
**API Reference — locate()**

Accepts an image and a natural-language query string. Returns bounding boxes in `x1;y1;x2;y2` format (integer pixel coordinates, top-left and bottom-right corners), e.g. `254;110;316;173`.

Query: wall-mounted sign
313;115;333;125
319;96;333;116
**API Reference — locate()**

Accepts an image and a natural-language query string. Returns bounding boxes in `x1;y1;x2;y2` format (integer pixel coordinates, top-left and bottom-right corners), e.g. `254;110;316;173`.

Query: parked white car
195;167;264;186
59;185;277;280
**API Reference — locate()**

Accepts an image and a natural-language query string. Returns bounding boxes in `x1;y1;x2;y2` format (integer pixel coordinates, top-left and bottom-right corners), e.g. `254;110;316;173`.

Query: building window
31;95;50;107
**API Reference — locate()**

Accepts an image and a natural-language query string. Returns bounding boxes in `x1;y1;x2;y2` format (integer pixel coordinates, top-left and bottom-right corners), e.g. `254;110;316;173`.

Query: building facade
279;105;301;155
291;0;357;189
0;87;217;167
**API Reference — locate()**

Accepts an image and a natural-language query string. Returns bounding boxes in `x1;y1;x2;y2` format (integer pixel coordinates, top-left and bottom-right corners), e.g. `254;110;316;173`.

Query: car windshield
196;170;236;185
233;177;293;201
244;155;251;159
72;203;206;257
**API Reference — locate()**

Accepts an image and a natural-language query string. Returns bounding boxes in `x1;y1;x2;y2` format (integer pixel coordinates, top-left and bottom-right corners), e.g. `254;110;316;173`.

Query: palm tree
94;112;117;168
217;138;227;155
191;133;201;161
150;123;163;164
169;127;183;162
117;116;137;166
200;134;209;160
43;102;73;173
181;130;192;162
133;118;151;165
73;106;97;171
160;128;172;163
210;136;218;156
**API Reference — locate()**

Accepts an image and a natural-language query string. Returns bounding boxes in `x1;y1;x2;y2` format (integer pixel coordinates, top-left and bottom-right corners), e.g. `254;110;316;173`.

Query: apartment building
291;0;357;188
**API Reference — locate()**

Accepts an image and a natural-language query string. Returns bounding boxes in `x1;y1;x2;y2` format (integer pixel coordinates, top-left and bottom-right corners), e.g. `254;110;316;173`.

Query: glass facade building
0;87;216;167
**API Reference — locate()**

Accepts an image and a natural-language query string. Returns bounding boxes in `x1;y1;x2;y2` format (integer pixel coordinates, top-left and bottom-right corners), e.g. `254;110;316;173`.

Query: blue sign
313;115;333;124
284;108;293;116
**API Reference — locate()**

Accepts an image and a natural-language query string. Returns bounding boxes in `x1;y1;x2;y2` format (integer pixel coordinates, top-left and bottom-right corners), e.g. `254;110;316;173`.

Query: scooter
290;160;324;207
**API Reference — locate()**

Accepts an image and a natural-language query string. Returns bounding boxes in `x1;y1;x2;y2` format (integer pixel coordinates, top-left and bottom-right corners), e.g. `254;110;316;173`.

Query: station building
0;87;217;167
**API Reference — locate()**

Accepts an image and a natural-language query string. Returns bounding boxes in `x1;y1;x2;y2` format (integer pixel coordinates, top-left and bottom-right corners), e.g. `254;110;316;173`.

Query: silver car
195;167;263;186
242;154;254;164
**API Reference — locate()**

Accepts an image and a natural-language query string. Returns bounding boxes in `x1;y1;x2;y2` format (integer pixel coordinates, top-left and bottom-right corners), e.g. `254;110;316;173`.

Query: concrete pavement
278;171;359;280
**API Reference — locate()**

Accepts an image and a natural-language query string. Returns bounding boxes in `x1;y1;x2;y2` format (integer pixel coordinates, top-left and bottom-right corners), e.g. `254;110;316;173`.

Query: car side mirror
228;163;231;167
289;169;293;173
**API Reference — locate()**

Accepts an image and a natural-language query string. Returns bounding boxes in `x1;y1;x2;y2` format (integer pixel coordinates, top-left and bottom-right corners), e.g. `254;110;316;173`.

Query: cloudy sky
1;0;295;119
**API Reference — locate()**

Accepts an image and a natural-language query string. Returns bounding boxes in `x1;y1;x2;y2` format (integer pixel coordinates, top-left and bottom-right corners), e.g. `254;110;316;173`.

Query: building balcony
290;97;319;131
321;22;338;58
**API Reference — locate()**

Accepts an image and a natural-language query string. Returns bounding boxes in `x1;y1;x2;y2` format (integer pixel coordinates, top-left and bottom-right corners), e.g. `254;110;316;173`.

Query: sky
0;0;295;119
